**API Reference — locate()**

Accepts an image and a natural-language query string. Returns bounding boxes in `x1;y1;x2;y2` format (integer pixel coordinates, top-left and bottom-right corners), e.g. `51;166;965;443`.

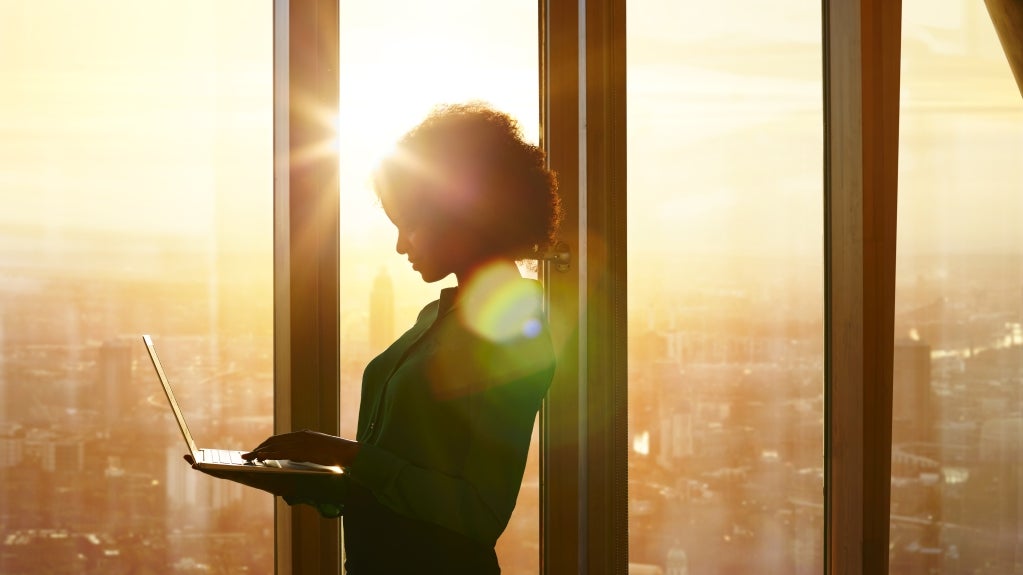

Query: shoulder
426;280;553;395
416;298;442;323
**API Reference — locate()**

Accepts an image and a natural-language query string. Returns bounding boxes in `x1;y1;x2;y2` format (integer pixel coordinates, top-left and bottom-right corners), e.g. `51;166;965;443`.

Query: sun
334;89;537;240
333;11;540;239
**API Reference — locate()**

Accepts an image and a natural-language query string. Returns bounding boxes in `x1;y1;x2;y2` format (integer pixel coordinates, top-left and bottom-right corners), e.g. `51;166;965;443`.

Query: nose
395;230;409;255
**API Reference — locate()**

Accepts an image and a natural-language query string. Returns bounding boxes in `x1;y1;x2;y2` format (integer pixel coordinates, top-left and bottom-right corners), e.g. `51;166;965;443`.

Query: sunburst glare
458;261;544;343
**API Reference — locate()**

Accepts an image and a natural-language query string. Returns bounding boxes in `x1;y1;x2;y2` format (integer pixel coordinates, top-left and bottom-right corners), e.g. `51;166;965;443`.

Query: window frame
540;0;628;573
822;1;901;573
273;1;342;573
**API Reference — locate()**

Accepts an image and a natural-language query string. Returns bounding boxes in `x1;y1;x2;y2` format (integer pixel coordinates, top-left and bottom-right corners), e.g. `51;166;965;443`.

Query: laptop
143;334;339;476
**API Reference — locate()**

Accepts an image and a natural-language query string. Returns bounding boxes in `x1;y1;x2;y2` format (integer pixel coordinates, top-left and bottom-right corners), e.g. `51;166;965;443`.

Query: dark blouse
341;279;555;573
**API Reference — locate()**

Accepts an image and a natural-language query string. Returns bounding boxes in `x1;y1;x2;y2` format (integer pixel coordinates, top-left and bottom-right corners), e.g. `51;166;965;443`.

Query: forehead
379;192;405;225
379;182;442;228
376;146;472;225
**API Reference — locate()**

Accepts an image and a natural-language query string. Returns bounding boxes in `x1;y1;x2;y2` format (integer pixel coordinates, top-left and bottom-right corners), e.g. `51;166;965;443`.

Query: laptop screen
143;335;200;458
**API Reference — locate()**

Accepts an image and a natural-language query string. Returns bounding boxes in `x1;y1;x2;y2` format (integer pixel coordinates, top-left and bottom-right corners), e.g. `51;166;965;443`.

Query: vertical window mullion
582;0;628;572
273;1;341;573
822;0;901;573
540;0;583;571
542;0;627;572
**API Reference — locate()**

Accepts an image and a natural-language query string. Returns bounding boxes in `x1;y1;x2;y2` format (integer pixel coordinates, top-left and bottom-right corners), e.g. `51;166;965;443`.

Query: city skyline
2;0;1021;573
4;246;1021;572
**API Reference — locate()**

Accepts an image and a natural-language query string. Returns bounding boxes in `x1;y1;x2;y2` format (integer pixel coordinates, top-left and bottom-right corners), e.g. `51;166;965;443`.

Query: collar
437;286;460;317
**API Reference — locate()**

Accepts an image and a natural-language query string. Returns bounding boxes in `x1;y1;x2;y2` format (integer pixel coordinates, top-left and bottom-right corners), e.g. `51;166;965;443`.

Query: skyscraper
369;267;394;354
0;308;7;426
890;338;941;573
892;338;933;445
665;545;689;575
977;417;1023;570
100;338;133;431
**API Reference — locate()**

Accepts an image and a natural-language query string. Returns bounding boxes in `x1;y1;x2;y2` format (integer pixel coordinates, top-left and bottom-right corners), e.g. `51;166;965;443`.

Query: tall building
40;439;85;473
975;417;1023;570
665;545;689;575
100;339;134;431
0;433;24;468
892;338;933;445
657;412;693;468
369;267;394;353
164;445;242;512
0;305;10;426
890;338;942;574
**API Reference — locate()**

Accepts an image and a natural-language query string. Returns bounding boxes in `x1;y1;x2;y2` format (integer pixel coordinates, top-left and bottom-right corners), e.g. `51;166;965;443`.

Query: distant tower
164;445;241;514
892;339;932;445
665;544;689;575
40;439;84;473
369;268;394;353
0;434;23;468
658;412;693;468
892;338;942;571
100;339;133;431
978;417;1023;569
0;309;8;425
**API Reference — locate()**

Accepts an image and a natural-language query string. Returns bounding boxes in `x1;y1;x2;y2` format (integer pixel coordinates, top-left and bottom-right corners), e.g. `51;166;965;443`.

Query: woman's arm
242;429;361;467
239;431;360;516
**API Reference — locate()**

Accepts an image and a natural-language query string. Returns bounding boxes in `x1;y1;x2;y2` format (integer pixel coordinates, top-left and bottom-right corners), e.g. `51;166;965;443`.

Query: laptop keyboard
204;449;246;465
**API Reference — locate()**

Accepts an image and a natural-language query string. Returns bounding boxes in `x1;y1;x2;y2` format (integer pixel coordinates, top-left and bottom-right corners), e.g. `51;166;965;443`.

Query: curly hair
373;103;561;259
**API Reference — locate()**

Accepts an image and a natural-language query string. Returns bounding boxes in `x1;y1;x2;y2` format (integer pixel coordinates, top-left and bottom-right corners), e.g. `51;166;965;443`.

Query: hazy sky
0;1;271;246
1;0;1020;263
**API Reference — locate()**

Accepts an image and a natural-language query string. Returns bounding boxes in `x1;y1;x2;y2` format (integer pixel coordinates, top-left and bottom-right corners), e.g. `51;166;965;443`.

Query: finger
244;446;293;460
261;450;312;464
253;449;295;460
251;435;284;451
242;447;282;460
245;440;283;458
251;432;305;452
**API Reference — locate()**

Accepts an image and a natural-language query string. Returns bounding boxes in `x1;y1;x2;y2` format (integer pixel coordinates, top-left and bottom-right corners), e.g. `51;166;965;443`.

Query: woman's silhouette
242;103;561;574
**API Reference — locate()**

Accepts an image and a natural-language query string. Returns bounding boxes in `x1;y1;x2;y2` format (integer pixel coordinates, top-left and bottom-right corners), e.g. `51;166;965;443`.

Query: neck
454;258;521;293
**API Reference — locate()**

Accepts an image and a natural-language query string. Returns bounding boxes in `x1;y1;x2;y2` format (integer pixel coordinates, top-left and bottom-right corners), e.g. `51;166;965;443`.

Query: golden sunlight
336;0;538;242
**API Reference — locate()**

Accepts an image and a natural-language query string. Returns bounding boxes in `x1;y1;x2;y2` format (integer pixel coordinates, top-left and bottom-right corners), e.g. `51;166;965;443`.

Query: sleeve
281;474;351;518
342;364;553;546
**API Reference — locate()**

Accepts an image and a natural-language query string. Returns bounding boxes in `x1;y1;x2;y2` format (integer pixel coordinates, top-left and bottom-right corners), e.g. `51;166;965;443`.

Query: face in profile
381;191;491;284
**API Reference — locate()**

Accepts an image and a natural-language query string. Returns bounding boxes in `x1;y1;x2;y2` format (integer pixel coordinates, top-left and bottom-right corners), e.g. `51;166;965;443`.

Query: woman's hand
242;430;361;468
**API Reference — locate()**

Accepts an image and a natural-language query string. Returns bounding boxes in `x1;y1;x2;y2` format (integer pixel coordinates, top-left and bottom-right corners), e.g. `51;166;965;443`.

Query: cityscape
0;246;277;574
1;0;1020;573
1;246;1022;573
626;253;1023;574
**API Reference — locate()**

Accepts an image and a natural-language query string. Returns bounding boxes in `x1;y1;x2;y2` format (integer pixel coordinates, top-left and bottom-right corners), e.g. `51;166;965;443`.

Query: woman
242;103;561;574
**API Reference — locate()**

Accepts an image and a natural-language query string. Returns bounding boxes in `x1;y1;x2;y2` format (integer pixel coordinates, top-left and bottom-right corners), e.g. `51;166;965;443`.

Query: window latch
540;241;571;272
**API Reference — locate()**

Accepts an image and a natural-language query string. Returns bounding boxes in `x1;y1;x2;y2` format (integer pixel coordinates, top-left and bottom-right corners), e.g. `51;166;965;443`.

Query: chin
418;270;451;283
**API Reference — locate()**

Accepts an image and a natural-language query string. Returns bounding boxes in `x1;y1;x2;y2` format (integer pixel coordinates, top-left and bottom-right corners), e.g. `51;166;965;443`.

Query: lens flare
458;262;543;343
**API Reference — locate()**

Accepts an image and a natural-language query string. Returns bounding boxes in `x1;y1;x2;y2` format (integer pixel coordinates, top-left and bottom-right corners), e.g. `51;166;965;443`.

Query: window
6;1;980;572
627;2;825;572
336;1;541;571
890;2;1023;572
0;2;274;573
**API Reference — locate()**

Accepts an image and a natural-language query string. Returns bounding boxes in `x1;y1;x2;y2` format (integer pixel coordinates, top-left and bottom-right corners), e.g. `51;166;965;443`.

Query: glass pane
891;2;1023;573
0;2;274;573
627;2;825;573
337;2;540;572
